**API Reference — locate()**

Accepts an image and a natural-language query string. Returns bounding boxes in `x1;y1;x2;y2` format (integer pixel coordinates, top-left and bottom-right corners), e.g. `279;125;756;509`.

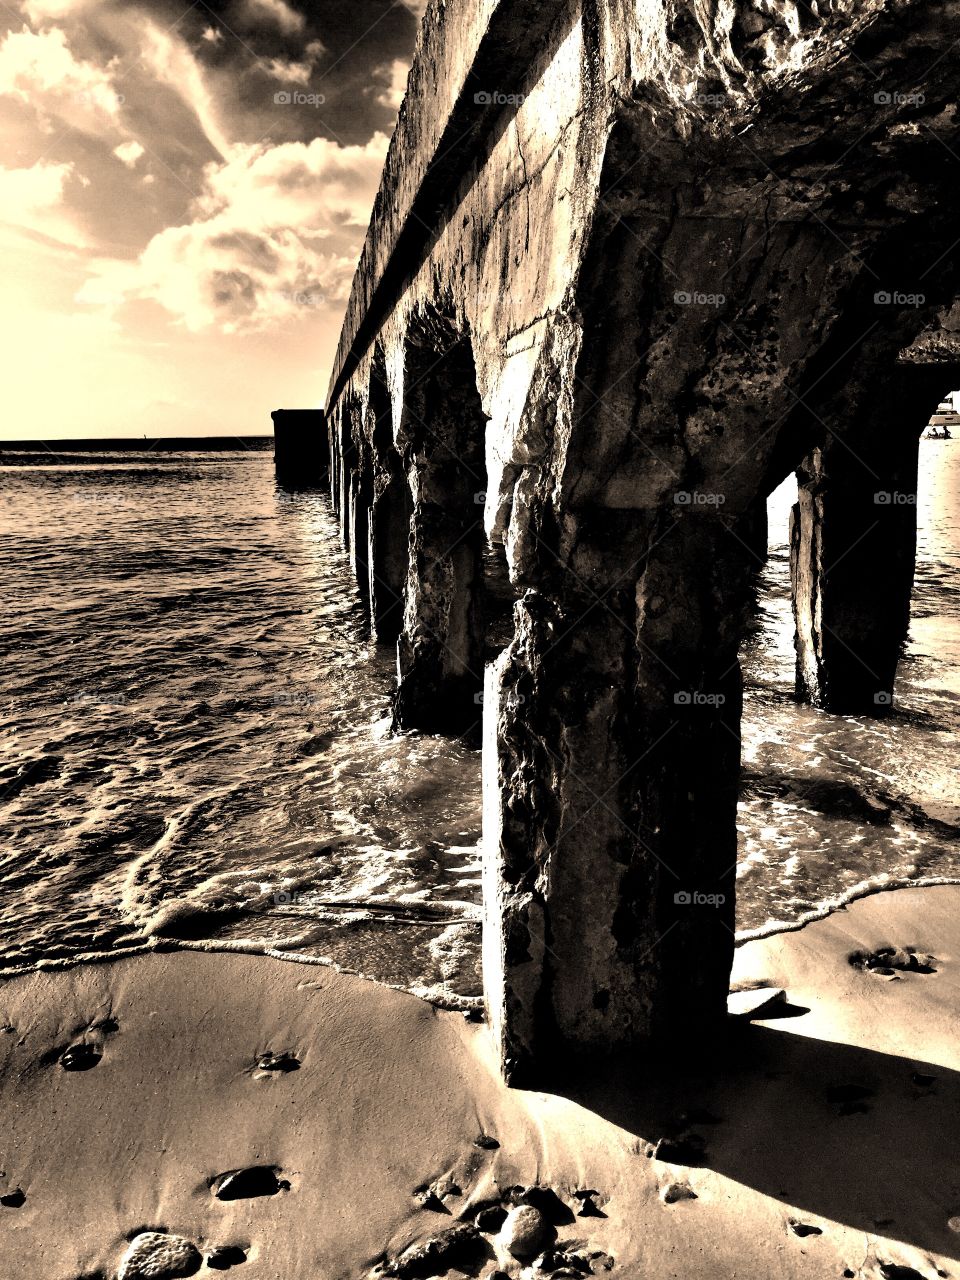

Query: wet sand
2;884;959;1279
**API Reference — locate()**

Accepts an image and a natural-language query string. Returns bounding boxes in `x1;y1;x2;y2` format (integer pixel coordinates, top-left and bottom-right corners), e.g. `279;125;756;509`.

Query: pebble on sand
660;1181;698;1204
497;1204;553;1259
212;1165;287;1200
118;1231;202;1280
60;1042;102;1071
385;1223;483;1278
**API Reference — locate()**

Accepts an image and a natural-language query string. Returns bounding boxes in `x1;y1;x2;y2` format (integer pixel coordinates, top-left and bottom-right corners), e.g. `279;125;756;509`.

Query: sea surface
1;441;958;1002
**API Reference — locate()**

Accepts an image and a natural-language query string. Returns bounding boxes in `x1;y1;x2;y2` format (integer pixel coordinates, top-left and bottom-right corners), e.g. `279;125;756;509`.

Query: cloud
263;40;325;85
138;21;231;159
0;25;124;125
0;159;85;245
374;57;408;110
20;0;97;24
243;0;305;35
113;139;143;167
77;132;390;332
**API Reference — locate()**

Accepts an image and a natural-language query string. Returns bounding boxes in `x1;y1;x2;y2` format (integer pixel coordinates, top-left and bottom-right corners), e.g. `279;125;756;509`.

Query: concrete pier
271;409;328;487
315;0;960;1082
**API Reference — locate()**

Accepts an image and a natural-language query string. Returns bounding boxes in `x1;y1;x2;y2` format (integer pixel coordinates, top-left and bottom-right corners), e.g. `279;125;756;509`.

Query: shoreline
5;872;960;1009
2;881;960;1278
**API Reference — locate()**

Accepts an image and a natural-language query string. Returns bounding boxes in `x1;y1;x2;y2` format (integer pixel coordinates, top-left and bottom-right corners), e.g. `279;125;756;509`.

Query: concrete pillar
392;327;487;737
338;413;355;552
790;366;950;713
483;512;753;1082
366;351;411;644
271;409;327;487
369;473;411;643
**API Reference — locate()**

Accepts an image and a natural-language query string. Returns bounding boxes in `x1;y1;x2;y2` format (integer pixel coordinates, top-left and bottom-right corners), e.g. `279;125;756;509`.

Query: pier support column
392;327;487;737
790;367;948;713
483;512;754;1081
367;358;411;644
271;409;327;487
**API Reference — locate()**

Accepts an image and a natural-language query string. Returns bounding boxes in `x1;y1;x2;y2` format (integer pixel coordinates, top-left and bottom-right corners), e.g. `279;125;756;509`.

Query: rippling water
1;442;958;1001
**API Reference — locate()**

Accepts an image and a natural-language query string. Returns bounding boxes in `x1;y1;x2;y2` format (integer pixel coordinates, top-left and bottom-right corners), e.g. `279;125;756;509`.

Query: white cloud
20;0;97;24
374;58;408;110
0;25;124;124
0;159;84;245
113;139;144;167
263;40;324;85
201;26;223;44
139;21;231;159
77;133;390;332
244;0;305;35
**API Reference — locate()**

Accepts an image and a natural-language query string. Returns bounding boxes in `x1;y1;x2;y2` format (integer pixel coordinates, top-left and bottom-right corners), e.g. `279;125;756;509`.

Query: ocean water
1;442;958;1002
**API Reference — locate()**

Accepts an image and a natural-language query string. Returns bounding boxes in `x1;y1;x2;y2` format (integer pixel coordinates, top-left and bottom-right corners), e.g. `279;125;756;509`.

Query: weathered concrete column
392;326;487;737
484;511;755;1080
271;409;327;487
366;355;411;643
790;366;951;713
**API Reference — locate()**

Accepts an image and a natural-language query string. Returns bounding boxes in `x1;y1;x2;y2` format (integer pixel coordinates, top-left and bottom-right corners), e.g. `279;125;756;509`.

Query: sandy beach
0;883;957;1280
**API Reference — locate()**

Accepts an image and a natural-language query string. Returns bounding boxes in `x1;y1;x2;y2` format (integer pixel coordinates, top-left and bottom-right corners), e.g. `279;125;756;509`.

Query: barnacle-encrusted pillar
483;507;758;1081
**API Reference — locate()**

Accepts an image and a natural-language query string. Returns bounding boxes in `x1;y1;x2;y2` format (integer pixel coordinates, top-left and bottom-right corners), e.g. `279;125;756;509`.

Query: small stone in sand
212;1165;287;1200
474;1204;507;1233
474;1133;500;1149
948;1215;960;1233
661;1181;697;1204
206;1244;247;1269
256;1050;300;1073
60;1042;102;1071
118;1231;202;1280
789;1220;822;1237
0;1188;25;1208
498;1204;553;1259
385;1224;483;1278
727;987;787;1019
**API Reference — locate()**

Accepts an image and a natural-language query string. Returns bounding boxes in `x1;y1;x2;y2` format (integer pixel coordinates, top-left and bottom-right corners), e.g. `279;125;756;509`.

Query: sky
0;0;424;439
